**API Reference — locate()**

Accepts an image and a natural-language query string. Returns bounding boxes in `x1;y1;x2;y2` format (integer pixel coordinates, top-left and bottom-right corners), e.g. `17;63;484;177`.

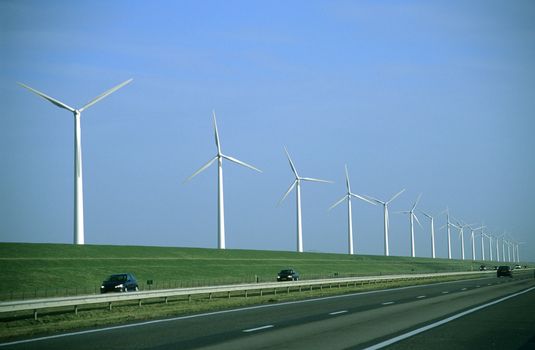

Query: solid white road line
416;296;426;299
329;310;348;315
364;286;535;350
243;325;274;333
382;301;395;305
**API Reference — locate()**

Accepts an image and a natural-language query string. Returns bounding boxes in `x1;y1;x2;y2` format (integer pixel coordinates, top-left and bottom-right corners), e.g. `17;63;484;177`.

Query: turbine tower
480;231;486;261
280;147;331;253
420;210;436;259
450;220;466;260
329;165;375;255
440;208;454;259
398;194;422;258
468;225;484;261
187;112;262;249
18;79;133;245
362;189;405;256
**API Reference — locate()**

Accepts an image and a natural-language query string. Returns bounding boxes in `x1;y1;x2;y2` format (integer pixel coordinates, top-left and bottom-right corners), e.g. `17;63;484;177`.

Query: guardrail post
260;289;263;297
74;305;78;315
33;309;37;320
244;290;248;298
287;287;290;294
108;302;112;311
209;293;213;300
228;291;231;299
139;300;142;307
188;295;191;302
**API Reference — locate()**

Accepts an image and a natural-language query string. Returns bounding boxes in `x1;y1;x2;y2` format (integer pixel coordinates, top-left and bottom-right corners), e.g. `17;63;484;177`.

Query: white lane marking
488;283;492;286
476;285;480;288
329;310;348;315
0;277;496;347
243;325;274;333
461;288;467;291
417;295;426;299
364;285;535;350
442;291;449;294
382;301;395;305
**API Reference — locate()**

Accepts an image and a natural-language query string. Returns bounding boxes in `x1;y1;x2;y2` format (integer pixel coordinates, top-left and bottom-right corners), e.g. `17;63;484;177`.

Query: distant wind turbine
467;225;485;261
329;165;376;255
18;79;133;245
362;189;405;256
440;208;454;259
279;147;332;253
450;220;466;260
186;112;262;249
397;194;422;258
420;210;436;259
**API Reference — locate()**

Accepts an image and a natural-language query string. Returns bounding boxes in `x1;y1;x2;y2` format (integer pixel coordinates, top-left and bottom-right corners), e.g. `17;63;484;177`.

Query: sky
1;0;534;262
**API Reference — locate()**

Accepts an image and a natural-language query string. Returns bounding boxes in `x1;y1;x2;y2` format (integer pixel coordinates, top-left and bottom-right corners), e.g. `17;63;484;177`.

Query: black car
496;266;512;278
100;273;139;293
277;269;299;281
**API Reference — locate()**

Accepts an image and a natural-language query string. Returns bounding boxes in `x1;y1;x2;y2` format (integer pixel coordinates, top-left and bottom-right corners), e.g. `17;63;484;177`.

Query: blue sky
1;0;534;262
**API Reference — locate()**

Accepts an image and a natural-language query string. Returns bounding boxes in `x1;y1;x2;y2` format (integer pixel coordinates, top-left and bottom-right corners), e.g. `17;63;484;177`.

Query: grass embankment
0;242;491;300
1;242;526;342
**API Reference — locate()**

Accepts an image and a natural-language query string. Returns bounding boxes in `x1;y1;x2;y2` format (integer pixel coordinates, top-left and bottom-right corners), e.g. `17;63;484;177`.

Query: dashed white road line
461;288;467;291
364;286;535;350
243;325;274;333
382;301;395;305
329;310;348;315
442;291;449;294
416;295;426;299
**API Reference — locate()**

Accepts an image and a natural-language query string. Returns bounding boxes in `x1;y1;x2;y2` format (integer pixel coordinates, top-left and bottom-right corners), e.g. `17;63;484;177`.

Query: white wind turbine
517;242;525;263
362;189;405;256
487;233;494;261
467;225;485;261
280;147;332;253
450;219;467;260
440;208;454;259
329;165;376;255
420;210;436;259
18;79;133;245
186;112;262;249
397;194;422;258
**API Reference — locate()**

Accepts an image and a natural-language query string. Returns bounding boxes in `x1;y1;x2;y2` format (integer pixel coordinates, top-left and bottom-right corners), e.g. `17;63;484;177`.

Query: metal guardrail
0;270;500;320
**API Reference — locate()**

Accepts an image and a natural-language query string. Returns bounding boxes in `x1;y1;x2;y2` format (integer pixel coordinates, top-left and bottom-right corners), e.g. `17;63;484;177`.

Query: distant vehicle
514;265;522;269
479;265;487;271
277;269;299;281
497;266;512;278
100;273;139;293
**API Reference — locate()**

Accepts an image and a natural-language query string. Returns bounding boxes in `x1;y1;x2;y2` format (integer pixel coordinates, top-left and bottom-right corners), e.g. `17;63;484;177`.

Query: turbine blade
213;110;221;154
362;194;385;205
329;195;348;211
18;82;75;112
387;188;405;204
350;193;377;205
284;147;299;177
222;155;262;172
300;177;332;183
413;213;423;228
412;193;422;211
185;156;218;182
79;78;133;112
419;210;432;219
344;164;351;193
278;180;297;205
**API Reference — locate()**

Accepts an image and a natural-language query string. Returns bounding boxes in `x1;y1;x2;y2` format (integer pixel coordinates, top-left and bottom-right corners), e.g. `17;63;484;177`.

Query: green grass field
0;242;502;301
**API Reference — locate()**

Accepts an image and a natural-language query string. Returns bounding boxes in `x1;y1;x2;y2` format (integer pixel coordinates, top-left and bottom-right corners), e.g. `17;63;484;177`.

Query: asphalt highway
2;273;534;350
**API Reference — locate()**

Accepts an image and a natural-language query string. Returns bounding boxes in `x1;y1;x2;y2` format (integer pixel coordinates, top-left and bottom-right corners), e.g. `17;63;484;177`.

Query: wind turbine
280;147;332;253
186;112;262;249
420;210;437;259
450;219;467;260
362;189;405;256
487;233;494;261
329;165;375;255
18;79;133;245
440;208;454;259
467;225;485;261
397;194;422;258
517;242;525;263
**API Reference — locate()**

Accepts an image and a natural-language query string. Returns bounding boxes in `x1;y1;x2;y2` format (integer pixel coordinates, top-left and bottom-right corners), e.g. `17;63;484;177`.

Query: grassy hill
0;242;501;301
